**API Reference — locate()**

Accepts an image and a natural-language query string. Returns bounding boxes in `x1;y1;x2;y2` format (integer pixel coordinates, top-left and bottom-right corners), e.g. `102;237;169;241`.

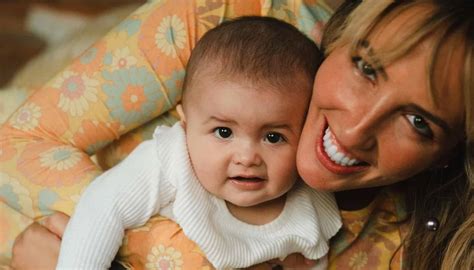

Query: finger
244;262;273;270
12;222;61;270
302;258;317;267
42;212;70;238
12;223;57;265
268;255;304;266
24;222;61;242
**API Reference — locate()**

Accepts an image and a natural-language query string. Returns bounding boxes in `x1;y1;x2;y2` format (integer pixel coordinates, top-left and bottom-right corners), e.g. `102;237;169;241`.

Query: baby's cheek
272;154;298;184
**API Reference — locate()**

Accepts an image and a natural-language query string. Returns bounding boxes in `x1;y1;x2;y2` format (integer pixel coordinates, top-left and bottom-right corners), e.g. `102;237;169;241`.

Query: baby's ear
176;104;186;127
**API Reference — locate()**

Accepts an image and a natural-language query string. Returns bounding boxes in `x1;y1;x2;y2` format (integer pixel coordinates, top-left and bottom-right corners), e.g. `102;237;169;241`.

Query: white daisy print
145;245;184;270
9;103;41;131
39;146;82;171
155;15;187;58
111;47;138;70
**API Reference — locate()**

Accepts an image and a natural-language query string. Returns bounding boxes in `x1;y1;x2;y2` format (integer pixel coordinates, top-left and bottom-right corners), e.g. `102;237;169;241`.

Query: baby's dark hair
182;16;322;101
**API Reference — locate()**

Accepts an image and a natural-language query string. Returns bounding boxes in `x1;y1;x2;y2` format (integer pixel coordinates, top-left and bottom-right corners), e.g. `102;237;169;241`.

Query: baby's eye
264;132;285;144
406;114;434;139
214;127;233;139
352;56;377;81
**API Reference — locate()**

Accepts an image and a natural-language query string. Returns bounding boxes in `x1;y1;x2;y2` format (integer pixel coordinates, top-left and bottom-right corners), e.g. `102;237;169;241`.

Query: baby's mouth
230;176;265;182
228;175;267;190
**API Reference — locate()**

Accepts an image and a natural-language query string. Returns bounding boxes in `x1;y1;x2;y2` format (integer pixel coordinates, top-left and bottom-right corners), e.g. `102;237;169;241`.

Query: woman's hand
11;212;69;270
270;253;318;269
246;253;318;269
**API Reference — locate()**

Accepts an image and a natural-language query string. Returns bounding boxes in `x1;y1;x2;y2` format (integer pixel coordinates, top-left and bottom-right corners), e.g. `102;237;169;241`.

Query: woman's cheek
378;143;434;184
296;136;332;191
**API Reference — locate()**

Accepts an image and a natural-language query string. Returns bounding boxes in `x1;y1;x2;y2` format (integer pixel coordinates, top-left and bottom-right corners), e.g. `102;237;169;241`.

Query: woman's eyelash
406;114;434;140
352;56;377;81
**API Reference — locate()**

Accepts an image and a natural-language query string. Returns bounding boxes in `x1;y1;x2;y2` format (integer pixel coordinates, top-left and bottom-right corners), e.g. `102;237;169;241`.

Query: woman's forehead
367;4;466;107
368;4;434;52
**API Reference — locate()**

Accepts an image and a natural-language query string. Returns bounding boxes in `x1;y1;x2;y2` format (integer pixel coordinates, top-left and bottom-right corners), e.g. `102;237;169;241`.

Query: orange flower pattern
0;1;409;269
72;120;120;155
0;141;16;162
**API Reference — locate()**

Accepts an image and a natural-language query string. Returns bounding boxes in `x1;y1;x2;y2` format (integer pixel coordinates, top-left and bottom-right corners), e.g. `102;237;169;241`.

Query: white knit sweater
57;123;342;270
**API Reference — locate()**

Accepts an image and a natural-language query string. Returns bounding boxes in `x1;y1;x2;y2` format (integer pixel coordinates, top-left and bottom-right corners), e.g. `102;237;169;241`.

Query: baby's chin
224;197;266;208
225;193;285;208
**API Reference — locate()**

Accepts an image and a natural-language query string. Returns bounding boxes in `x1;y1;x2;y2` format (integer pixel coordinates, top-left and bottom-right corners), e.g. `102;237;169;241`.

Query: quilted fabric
0;1;409;269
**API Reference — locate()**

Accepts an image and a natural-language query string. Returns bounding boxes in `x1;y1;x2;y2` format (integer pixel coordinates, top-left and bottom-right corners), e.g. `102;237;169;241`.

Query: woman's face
297;13;465;192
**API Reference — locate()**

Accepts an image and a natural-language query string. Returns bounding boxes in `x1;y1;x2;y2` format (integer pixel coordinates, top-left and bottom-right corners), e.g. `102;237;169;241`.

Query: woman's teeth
323;127;361;166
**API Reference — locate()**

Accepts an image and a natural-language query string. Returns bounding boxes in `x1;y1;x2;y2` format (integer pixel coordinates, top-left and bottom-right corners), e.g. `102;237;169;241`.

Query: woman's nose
338;101;387;152
340;121;377;151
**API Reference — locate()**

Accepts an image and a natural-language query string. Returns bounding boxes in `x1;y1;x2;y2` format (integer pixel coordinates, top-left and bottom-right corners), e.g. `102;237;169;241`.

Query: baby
58;16;341;270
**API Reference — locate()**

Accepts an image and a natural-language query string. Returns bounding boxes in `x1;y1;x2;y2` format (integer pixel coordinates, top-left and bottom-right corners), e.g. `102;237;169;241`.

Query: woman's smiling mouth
323;127;361;166
316;125;369;174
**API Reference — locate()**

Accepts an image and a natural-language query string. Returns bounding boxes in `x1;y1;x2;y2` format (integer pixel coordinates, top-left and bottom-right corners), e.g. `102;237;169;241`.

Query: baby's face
182;74;311;207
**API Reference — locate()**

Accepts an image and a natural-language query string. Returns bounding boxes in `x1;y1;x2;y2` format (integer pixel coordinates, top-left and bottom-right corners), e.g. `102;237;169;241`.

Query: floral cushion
0;1;407;269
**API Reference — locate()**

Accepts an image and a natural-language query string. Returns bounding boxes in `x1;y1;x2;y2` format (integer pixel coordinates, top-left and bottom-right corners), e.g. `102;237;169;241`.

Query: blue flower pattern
38;189;59;216
0;185;21;212
103;67;168;126
116;18;142;36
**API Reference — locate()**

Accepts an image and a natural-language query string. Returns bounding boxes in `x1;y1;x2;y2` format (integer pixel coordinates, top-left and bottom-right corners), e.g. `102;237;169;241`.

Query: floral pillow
0;0;332;267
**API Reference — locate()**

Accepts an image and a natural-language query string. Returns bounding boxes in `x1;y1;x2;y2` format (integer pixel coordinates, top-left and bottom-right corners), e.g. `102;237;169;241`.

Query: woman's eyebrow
404;103;451;134
360;40;388;80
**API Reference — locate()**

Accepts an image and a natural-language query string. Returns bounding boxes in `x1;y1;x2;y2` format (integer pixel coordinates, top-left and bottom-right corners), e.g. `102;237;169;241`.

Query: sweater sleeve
57;139;173;269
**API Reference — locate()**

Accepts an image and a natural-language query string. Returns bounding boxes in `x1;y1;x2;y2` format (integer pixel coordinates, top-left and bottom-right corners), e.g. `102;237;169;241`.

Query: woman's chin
297;156;338;191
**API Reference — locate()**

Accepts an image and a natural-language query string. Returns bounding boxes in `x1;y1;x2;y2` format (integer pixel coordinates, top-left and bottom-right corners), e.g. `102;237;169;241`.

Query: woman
3;0;473;269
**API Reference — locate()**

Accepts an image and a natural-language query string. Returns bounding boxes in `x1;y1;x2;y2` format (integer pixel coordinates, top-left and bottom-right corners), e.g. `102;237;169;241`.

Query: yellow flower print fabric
329;188;409;270
0;0;408;268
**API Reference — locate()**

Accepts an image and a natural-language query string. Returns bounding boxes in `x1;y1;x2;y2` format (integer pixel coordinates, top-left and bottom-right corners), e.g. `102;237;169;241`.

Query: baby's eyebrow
262;123;291;129
261;123;297;136
206;116;236;124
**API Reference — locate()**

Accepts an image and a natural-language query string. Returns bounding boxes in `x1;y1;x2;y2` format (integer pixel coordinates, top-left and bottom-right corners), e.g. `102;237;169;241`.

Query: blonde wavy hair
322;0;473;269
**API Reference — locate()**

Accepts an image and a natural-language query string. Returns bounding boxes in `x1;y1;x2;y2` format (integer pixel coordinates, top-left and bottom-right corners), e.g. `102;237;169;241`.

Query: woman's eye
264;132;285;144
214;127;233;139
352;56;377;81
406;114;434;139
